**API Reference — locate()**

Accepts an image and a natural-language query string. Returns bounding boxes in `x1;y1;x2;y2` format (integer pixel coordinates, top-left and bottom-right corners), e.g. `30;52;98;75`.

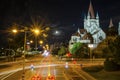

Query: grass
82;65;120;80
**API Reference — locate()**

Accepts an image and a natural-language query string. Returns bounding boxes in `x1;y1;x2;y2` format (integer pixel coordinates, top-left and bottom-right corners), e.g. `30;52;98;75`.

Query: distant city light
27;42;30;44
53;30;61;36
65;62;68;68
55;31;59;34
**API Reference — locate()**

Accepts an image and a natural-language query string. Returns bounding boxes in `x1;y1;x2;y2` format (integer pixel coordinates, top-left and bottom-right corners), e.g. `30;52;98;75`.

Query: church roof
79;29;87;34
88;1;95;19
72;29;87;36
109;18;114;28
72;32;80;36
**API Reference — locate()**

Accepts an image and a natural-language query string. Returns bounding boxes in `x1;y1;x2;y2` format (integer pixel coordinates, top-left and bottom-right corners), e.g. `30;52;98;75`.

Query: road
0;54;103;80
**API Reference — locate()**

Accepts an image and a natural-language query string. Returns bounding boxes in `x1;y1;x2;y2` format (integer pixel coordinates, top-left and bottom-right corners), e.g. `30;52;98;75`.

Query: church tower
109;18;114;28
84;1;100;34
84;1;106;44
96;12;99;26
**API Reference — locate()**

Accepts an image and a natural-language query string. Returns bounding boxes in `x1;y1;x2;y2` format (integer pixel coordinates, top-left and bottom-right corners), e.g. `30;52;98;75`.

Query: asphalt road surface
0;54;102;80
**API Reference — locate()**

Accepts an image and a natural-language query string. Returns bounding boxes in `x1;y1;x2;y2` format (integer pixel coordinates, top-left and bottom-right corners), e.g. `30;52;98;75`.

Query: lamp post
22;30;26;80
12;29;17;61
88;44;94;60
39;40;43;45
12;28;27;80
33;29;40;51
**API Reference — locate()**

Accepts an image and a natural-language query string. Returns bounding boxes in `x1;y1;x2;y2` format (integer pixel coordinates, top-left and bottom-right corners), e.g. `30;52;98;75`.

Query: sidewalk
0;55;42;73
79;69;96;80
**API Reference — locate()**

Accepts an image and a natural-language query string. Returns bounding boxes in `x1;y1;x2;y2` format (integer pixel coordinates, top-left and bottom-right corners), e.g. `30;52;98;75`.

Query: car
31;74;41;80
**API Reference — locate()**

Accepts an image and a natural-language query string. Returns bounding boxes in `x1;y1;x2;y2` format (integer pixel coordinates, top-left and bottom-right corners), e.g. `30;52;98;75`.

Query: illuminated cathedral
69;1;106;50
69;1;120;54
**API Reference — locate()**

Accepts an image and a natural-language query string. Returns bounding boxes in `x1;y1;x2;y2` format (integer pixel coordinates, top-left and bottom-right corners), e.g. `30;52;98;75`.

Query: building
69;1;106;50
84;2;106;44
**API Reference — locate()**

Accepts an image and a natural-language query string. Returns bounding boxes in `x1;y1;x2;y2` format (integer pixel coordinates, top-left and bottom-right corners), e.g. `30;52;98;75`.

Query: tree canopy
104;36;120;64
70;42;82;54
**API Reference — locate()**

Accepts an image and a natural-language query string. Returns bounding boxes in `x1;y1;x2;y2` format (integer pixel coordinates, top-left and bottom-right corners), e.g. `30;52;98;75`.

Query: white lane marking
1;72;15;80
0;74;8;79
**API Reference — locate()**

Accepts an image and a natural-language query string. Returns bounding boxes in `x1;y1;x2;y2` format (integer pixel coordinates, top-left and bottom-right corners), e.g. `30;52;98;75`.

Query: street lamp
12;29;17;33
22;30;27;80
88;44;94;60
45;44;49;50
33;29;40;51
39;40;43;45
34;29;40;35
30;40;33;43
12;29;18;60
12;28;27;80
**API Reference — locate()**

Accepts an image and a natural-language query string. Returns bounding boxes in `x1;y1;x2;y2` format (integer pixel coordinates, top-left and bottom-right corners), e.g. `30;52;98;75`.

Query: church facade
69;1;106;50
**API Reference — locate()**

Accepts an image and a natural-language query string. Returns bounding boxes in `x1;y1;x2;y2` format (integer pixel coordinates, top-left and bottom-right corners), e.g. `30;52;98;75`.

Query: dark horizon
0;0;120;48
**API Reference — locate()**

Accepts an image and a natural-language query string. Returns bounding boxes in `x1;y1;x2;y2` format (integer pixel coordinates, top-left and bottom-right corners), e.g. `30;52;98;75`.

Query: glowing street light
45;44;49;50
34;29;40;35
12;28;28;80
30;40;33;43
32;27;50;51
12;29;18;33
88;44;94;60
33;29;40;51
39;40;43;45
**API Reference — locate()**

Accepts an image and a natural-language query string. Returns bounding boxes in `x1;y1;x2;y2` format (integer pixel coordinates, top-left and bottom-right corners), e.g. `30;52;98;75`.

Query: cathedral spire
87;12;90;19
77;28;80;34
84;14;86;20
109;18;114;28
96;12;99;19
88;0;95;19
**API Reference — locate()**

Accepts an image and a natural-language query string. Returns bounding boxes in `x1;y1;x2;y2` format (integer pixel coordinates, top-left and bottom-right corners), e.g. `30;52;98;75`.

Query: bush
104;58;119;71
25;54;34;58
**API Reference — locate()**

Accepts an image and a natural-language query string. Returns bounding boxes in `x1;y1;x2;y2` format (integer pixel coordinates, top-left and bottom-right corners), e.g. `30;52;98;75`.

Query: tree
69;42;86;58
107;26;118;36
104;36;120;71
112;36;120;64
58;46;67;56
51;47;60;55
70;42;82;54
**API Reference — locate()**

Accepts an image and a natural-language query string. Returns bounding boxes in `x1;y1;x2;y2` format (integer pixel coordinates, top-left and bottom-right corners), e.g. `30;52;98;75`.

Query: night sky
0;0;120;46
